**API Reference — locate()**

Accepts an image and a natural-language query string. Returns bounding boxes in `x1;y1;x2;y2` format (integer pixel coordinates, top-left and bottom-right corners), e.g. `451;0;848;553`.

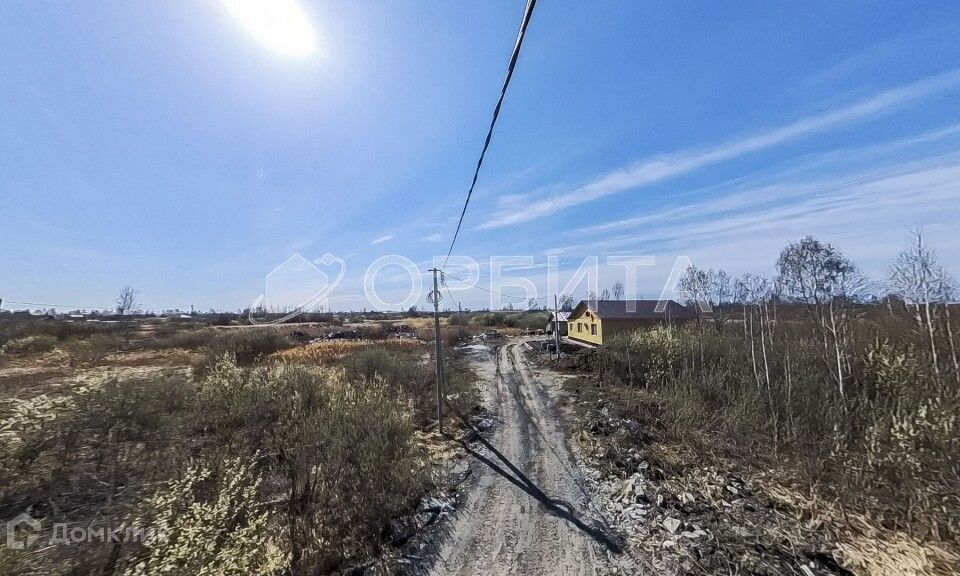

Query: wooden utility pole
429;268;444;433
554;294;561;360
457;301;463;341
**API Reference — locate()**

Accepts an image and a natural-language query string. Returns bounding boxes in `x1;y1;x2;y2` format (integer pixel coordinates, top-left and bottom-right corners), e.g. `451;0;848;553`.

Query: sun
222;0;317;58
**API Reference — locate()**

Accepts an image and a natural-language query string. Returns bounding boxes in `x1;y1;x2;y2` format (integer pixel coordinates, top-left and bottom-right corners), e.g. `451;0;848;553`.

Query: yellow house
566;300;696;346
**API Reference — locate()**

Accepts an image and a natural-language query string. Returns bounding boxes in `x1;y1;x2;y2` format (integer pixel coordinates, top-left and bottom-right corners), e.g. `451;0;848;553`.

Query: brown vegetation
569;234;958;574
0;316;477;575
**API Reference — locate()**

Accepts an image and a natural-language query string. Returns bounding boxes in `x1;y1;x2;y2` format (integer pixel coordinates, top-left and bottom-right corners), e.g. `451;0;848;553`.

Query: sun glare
222;0;316;58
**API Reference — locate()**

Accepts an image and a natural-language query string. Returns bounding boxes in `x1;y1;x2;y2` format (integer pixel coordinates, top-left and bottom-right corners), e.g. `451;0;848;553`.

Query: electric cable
442;0;538;269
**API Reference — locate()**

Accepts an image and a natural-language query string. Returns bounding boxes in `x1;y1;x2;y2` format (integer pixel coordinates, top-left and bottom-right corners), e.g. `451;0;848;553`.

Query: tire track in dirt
430;340;625;576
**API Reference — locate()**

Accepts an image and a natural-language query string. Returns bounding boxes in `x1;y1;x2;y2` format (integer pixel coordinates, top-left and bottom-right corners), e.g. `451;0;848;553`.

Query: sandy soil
430;340;632;575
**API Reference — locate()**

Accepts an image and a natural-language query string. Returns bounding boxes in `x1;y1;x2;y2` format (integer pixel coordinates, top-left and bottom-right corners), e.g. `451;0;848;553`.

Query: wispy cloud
371;235;394;245
423;232;444;242
545;153;960;277
576;122;960;236
479;70;960;229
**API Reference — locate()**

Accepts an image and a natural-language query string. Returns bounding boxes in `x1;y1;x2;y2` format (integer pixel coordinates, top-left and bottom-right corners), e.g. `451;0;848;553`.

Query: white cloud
583;125;960;237
547;154;960;278
479;70;960;229
423;233;444;242
371;235;394;245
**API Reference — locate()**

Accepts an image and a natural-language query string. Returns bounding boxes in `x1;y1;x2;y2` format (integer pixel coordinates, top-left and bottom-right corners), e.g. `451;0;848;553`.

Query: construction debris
566;395;866;575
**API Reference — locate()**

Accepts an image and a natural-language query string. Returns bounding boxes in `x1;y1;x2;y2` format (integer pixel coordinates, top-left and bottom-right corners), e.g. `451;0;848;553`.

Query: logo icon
6;512;40;550
249;253;346;324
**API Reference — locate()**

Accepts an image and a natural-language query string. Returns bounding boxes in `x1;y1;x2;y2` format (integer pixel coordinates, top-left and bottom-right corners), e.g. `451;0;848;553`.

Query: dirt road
431;340;626;576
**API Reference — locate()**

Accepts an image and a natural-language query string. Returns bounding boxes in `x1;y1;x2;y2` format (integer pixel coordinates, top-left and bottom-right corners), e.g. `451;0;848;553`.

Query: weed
1;335;58;355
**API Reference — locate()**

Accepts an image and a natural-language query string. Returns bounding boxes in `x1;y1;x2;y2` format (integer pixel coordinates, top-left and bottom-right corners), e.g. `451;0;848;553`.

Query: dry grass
595;319;959;536
270;339;424;365
0;316;476;575
403;317;445;330
564;372;959;576
563;294;960;574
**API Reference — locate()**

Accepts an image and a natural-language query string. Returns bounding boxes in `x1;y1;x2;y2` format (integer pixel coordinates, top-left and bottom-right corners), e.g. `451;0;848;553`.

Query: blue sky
2;1;960;311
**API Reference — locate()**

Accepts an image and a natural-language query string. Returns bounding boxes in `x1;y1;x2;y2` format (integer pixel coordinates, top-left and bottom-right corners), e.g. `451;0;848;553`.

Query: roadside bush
442;325;473;346
448;313;470;326
0;547;52;576
195;358;426;573
414;324;475;346
342;347;432;423
342;347;423;385
339;346;478;425
445;356;481;415
594;313;960;542
1;338;437;574
277;371;425;572
0;373;194;532
1;335;58;355
124;457;285;576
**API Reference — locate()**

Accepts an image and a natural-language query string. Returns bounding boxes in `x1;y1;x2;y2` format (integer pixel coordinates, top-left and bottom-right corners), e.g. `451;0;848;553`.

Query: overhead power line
443;271;547;303
442;0;538;270
2;299;111;310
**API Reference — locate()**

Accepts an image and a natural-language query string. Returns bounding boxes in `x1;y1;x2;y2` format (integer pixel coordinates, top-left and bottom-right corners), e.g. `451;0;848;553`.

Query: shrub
517;311;550;331
448;313;470;326
70;374;194;454
442;325;474;345
220;330;293;363
342;347;422;384
271;339;423;365
1;335;58;355
0;547;51;576
124;456;285;576
0;320;131;347
0;390;85;477
191;329;295;378
592;310;960;542
1;340;437;574
195;358;426;571
338;345;478;425
145;327;218;351
474;312;506;327
444;356;481;415
1;373;193;528
64;334;121;366
48;320;130;341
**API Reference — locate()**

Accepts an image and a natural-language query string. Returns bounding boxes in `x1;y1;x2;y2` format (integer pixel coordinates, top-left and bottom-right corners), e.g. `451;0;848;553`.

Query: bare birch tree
889;231;957;386
776;237;864;402
116;286;138;315
611;281;625;300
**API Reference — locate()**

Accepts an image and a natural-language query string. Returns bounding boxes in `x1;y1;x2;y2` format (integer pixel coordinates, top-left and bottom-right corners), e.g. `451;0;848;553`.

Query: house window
591;324;597;335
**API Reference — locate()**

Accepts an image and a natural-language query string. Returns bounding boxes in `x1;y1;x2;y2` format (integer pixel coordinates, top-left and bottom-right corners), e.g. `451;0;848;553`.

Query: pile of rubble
571;407;855;575
361;415;490;575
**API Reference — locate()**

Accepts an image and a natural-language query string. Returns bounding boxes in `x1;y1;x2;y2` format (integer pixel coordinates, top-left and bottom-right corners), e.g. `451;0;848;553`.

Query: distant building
545;311;569;336
566;300;696;346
